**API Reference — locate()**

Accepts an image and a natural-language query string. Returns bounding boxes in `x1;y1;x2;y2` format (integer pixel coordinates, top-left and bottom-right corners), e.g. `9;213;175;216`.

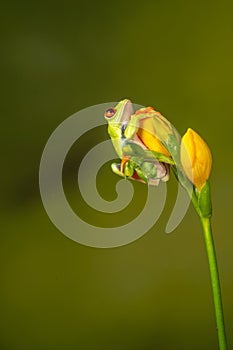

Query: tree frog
104;99;173;185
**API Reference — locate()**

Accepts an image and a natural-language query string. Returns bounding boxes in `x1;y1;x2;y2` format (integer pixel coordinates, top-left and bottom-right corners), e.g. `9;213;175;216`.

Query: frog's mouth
119;99;134;138
119;99;134;123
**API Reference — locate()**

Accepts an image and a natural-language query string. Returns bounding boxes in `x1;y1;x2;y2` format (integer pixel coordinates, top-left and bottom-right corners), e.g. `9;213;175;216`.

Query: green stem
200;216;227;350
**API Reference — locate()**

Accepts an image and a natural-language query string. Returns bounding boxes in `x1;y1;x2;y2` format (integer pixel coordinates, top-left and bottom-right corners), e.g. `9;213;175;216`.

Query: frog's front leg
123;115;140;140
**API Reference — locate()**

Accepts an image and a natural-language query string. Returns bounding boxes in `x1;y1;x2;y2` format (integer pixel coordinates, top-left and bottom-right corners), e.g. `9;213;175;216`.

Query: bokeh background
1;0;233;349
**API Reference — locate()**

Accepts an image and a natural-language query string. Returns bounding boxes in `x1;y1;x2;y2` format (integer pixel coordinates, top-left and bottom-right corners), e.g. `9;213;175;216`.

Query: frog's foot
111;163;125;178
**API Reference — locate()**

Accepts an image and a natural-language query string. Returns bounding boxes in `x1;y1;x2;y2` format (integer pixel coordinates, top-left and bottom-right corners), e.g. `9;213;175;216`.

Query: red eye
104;108;116;118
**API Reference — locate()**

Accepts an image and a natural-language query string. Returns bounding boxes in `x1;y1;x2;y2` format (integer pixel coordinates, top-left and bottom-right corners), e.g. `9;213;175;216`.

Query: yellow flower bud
181;128;212;191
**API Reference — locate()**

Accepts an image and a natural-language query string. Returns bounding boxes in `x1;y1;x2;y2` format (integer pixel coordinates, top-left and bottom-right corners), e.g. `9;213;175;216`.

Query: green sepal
164;133;181;162
197;181;212;218
150;150;175;165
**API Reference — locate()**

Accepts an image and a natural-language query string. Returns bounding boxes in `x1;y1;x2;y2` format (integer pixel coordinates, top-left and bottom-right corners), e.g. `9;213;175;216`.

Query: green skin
104;99;173;184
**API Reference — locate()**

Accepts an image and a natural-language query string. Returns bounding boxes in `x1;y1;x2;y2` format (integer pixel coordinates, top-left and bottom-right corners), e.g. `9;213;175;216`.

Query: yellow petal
181;128;212;191
137;117;170;156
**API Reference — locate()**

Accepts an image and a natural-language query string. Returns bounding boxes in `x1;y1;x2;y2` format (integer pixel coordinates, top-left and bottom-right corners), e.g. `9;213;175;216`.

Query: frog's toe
111;163;124;177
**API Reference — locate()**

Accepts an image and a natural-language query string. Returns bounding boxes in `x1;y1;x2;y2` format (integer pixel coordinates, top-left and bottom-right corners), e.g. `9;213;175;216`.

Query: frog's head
104;99;134;157
104;99;134;126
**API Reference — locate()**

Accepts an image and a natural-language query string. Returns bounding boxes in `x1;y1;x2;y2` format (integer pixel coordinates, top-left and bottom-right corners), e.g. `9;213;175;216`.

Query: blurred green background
1;0;233;349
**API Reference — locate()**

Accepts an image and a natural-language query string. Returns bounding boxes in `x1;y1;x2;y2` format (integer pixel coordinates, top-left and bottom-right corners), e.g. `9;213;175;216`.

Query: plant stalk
200;216;227;350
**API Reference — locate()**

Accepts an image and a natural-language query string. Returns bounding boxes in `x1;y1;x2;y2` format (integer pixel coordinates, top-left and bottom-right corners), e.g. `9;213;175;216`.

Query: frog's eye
104;108;117;118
